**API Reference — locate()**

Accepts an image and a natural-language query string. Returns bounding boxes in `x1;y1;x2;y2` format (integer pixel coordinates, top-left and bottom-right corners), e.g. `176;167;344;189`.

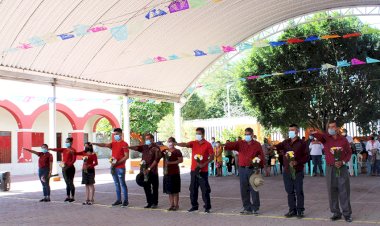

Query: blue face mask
289;131;296;139
328;129;336;136
145;140;152;145
114;135;121;141
309;135;314;140
65;143;71;148
41;148;48;153
245;135;252;142
196;134;202;141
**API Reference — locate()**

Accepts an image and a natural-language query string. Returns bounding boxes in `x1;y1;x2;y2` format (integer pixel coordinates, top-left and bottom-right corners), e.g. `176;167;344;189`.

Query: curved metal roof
0;0;379;102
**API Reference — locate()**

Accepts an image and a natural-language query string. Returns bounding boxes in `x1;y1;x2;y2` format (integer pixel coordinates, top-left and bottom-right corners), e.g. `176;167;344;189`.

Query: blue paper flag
144;58;155;64
110;25;128;41
366;57;380;64
237;42;253;51
304;36;320;42
284;70;297;75
194;50;207;56
307;68;320;72
168;54;180;60
73;24;90;36
337;60;350;67
58;33;75;40
269;41;286;47
208;46;222;54
145;9;167;19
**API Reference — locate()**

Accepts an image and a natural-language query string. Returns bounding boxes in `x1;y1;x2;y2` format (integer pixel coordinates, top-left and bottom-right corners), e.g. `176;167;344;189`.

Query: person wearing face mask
129;133;161;209
23;144;53;202
76;143;98;205
49;137;77;202
273;124;308;219
312;120;353;223
93;128;129;207
224;128;264;215
176;127;214;213
162;137;183;211
365;134;379;176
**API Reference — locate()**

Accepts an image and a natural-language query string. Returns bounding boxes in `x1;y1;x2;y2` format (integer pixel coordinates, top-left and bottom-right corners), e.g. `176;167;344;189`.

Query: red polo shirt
76;152;98;169
313;133;351;165
225;140;264;168
111;141;129;169
55;148;77;167
37;152;53;169
188;140;214;172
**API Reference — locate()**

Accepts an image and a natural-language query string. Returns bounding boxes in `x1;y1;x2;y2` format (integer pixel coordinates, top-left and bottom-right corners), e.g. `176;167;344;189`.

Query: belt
240;166;254;169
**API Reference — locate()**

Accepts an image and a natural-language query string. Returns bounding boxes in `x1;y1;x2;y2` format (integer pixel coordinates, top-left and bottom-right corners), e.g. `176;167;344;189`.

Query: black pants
226;156;233;172
283;171;304;212
143;172;159;205
190;171;211;210
239;167;260;211
312;155;323;174
63;166;75;197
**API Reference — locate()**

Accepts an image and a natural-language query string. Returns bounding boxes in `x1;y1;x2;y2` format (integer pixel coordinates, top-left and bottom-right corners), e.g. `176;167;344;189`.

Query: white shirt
366;140;380;156
345;135;353;144
309;142;324;155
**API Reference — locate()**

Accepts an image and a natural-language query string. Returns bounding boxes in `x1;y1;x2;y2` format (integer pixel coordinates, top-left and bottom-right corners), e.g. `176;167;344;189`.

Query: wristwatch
342;161;346;165
147;167;151;171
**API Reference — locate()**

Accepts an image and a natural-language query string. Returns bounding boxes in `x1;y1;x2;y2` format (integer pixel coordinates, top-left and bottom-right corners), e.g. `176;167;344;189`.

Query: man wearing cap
312;120;352;222
225;128;264;215
273;124;308;219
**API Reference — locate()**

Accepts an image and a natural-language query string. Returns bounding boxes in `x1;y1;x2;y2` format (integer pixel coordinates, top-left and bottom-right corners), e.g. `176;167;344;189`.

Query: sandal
167;206;175;211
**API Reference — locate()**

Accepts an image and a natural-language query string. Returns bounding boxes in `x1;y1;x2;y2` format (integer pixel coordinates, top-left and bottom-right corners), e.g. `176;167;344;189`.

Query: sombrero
249;173;264;192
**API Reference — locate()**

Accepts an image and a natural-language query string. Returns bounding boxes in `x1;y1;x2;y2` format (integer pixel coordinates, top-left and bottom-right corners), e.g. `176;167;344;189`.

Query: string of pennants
0;96;162;104
1;0;220;55
144;27;380;65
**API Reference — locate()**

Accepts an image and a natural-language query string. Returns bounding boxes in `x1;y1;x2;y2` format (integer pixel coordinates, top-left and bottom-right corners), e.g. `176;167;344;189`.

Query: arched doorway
0;107;20;164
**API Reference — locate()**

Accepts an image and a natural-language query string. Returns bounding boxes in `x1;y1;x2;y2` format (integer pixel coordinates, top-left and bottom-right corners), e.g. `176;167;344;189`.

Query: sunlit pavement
1;168;380;226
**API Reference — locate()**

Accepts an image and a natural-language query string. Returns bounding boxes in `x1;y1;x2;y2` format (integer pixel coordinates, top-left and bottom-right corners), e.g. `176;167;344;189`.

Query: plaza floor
1;168;380;226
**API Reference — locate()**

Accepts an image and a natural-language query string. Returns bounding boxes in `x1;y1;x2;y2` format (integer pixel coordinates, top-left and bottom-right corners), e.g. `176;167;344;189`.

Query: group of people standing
25;120;354;222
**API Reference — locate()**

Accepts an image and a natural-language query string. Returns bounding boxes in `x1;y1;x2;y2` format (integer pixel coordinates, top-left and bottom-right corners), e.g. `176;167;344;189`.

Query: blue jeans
375;160;380;175
112;168;128;202
238;167;260;211
38;168;50;197
311;155;323;174
367;156;374;176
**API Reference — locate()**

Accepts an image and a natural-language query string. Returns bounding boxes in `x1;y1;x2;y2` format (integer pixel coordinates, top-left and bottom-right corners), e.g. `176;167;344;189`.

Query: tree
237;14;380;132
181;93;207;120
129;101;173;135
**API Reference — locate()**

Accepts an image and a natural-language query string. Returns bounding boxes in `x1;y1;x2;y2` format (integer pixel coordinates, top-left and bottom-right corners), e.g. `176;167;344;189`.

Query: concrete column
123;96;133;174
49;84;57;175
71;131;85;158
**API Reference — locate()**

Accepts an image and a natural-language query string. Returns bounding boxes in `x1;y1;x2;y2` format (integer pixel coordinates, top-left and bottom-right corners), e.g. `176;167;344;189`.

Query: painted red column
71;131;84;159
17;131;33;163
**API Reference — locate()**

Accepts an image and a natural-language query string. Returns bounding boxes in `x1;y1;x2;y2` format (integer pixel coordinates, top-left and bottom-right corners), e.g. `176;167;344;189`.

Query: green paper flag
189;0;208;8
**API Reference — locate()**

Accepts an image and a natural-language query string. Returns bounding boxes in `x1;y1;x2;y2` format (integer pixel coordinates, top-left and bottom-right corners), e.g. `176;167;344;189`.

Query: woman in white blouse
309;139;324;176
365;134;379;176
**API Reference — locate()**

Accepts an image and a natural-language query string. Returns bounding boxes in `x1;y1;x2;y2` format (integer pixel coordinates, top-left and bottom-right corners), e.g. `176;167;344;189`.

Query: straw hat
249;173;264;192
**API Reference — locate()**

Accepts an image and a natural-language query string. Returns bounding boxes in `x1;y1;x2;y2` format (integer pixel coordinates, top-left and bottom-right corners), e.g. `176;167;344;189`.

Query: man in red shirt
93;128;129;207
225;128;264;215
176;127;214;213
274;124;308;219
129;133;161;209
312;120;352;223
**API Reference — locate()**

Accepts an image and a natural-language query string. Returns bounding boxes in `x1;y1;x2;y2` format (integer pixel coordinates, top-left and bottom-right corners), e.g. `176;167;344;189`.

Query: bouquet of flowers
194;154;203;179
109;157;117;175
274;151;279;158
252;157;261;170
83;156;88;173
163;151;172;175
286;151;296;180
330;147;342;177
140;160;149;182
59;162;66;168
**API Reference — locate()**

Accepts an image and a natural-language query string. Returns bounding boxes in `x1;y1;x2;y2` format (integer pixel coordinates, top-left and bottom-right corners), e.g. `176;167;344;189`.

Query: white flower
194;154;203;161
140;160;146;165
252;157;261;163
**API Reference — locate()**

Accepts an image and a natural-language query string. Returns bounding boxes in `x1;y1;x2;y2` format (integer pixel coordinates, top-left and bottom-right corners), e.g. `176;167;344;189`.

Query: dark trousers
312;155;323;174
143;172;159;205
326;166;352;217
190;171;211;210
239;167;260;211
63;166;75;197
226;156;233;172
283;171;304;212
38;168;50;197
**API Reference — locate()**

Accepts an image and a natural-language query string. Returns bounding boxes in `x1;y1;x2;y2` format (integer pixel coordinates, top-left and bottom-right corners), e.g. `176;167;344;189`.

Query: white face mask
196;134;202;141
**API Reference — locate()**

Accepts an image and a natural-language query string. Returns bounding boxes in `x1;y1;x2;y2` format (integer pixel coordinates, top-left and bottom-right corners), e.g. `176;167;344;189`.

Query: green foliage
237;14;380;132
181;93;207;120
130;101;173;134
95;117;113;137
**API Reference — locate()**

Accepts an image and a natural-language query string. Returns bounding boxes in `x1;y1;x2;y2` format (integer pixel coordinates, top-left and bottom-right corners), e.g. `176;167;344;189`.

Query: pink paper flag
247;75;260;80
222;46;236;53
17;43;32;49
88;26;108;33
351;58;366;65
154;56;167;62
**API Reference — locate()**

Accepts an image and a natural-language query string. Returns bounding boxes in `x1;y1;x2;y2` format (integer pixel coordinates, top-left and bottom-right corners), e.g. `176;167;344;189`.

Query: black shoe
144;204;152;208
344;216;353;223
240;210;253;215
297;211;304;219
69;198;75;203
122;201;129;208
82;202;88;205
284;211;297;218
204;209;211;213
39;198;46;202
253;210;259;216
112;200;122;206
330;214;342;221
64;198;71;202
188;207;198;212
151;204;158;209
45;198;51;202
